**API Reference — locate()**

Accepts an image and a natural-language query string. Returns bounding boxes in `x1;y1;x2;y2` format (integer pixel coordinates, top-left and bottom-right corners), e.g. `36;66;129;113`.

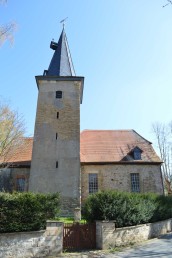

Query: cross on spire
44;24;75;76
60;17;68;29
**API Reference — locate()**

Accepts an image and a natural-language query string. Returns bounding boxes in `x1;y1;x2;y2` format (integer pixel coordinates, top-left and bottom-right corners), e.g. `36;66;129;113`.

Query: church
0;28;164;216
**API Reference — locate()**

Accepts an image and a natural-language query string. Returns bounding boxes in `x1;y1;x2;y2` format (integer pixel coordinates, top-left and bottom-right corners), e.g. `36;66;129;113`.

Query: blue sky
1;0;172;144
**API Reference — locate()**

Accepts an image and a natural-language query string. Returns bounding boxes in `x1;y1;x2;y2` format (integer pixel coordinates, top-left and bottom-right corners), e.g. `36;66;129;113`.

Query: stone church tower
29;28;84;215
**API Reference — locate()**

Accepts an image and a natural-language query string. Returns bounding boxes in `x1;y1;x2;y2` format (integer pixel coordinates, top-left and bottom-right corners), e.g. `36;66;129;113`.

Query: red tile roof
2;130;161;166
1;137;33;166
80;130;161;163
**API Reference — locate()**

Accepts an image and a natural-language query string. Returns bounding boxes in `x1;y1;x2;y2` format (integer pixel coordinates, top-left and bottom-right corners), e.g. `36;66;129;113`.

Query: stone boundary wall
0;221;63;258
1;219;172;256
96;218;172;249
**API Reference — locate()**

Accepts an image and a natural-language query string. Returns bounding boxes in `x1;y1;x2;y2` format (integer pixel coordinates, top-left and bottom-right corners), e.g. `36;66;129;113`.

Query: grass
56;217;87;224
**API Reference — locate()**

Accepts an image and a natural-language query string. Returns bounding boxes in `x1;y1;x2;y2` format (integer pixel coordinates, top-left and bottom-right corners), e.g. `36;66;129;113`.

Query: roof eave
81;161;162;165
0;163;31;168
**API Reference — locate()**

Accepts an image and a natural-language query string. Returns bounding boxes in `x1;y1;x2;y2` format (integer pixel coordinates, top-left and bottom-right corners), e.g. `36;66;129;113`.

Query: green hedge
151;195;172;222
0;192;60;233
82;191;172;227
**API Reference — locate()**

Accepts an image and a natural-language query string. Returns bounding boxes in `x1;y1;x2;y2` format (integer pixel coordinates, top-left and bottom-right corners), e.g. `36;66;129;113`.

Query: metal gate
63;222;96;251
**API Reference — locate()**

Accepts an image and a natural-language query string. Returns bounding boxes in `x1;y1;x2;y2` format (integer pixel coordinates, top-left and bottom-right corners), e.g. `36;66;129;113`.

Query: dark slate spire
44;28;75;76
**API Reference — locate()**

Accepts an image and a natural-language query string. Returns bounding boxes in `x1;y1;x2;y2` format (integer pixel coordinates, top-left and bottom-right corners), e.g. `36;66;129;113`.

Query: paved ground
49;233;172;258
114;233;172;258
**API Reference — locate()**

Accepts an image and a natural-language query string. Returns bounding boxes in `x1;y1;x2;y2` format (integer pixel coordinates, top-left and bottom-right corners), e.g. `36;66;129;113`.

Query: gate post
96;221;116;249
74;207;81;221
46;221;64;255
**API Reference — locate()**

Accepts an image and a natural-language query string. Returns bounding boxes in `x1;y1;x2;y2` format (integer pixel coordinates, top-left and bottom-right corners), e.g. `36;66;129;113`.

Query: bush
0;192;60;233
82;191;158;227
151;195;172;222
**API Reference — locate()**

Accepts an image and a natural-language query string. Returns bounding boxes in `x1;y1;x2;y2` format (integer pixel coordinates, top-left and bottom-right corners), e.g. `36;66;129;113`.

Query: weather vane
60;17;68;29
163;0;172;7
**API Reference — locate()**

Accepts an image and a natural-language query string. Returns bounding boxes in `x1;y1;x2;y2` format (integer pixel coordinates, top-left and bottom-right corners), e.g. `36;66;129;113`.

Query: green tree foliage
0;192;60;232
82;191;172;227
151;195;172;222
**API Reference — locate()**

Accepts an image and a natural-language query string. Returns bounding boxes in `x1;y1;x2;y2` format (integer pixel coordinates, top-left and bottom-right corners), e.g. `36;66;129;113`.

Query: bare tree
0;22;16;46
0;0;16;46
0;102;26;167
152;122;172;194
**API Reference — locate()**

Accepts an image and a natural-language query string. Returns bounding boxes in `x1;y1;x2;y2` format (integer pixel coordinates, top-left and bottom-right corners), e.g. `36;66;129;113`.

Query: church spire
44;28;76;76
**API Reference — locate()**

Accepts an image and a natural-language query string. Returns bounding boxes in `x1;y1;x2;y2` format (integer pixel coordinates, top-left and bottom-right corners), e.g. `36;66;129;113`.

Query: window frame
130;173;140;193
15;175;28;192
88;173;98;194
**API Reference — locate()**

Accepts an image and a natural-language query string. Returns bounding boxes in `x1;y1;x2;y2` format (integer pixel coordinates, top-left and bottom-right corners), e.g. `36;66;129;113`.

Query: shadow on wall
0;169;12;192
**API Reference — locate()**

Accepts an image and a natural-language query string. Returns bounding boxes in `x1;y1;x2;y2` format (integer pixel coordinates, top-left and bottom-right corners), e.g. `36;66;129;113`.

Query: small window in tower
56;161;58;168
56;91;62;99
56;133;58;139
57;112;59;119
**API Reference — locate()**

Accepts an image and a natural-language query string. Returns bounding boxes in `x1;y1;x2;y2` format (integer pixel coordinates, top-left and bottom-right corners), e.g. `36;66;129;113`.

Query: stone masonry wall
96;219;172;249
0;221;63;258
29;79;82;216
81;164;163;201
